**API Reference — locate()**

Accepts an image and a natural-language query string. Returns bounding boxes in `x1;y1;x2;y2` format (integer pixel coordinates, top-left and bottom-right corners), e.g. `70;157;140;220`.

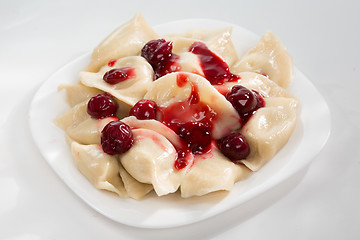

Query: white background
0;0;359;239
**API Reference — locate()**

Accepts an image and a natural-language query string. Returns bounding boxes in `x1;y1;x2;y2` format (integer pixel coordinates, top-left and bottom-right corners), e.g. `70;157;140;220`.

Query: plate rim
28;18;331;228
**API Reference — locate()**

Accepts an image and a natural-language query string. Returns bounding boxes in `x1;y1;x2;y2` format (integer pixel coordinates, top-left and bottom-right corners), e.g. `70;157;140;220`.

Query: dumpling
54;97;118;145
66;116;118;145
264;96;298;110
215;72;296;99
231;31;293;89
80;56;154;106
177;52;204;76
166;27;238;65
180;148;251;198
144;72;241;139
205;27;238;66
118;163;153;200
119;129;189;196
240;106;297;171
71;141;127;197
167;37;199;54
58;83;102;107
54;101;89;131
85;13;158;72
121;116;187;150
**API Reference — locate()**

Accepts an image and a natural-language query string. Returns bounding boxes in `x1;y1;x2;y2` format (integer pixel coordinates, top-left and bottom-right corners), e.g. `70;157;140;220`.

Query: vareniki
55;14;298;199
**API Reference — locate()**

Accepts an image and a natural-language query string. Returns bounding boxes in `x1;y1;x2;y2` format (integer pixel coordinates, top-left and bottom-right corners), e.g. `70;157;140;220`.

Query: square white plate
29;19;330;228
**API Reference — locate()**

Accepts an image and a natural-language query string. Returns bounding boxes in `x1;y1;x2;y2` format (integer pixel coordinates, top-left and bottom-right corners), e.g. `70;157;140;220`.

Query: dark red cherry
101;121;134;155
103;67;135;85
226;85;258;115
178;122;212;154
141;39;181;79
141;39;173;65
217;132;250;161
87;94;118;119
129;99;157;120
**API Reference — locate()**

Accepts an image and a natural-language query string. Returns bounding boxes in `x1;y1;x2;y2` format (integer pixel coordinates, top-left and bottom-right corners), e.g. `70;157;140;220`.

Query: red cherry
87;94;118;119
226;85;258;115
141;39;173;65
103;67;134;85
101;121;134;155
178;122;212;154
217;132;250;161
129;99;157;120
141;39;180;79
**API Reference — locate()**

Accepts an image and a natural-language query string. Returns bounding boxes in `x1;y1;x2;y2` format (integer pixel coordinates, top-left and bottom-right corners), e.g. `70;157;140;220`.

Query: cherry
226;85;258;115
178;122;212;154
87;94;118;119
103;67;135;85
129;99;157;120
101;121;134;155
141;39;180;79
217;132;250;161
141;39;173;65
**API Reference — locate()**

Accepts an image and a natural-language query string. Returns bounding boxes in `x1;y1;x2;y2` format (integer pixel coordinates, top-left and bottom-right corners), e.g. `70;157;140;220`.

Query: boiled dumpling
71;141;127;197
54;101;89;131
119;129;189;196
121;116;187;150
180;148;251;198
205;27;238;66
66;116;117;145
85;14;158;72
118;163;153;200
166;27;238;65
231;31;293;89
216;72;295;99
58;83;102;107
240;106;297;171
264;96;298;110
144;72;241;139
177;52;204;76
80;56;154;106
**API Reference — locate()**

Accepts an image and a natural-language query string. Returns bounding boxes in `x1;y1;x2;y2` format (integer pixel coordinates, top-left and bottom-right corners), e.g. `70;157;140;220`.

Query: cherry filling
101;121;134;155
130;99;157;120
87;93;118;119
103;67;136;85
226;85;265;124
141;39;180;79
189;41;240;85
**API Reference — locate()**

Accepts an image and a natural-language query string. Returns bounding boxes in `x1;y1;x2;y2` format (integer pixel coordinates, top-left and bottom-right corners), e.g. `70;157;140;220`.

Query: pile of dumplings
55;14;298;200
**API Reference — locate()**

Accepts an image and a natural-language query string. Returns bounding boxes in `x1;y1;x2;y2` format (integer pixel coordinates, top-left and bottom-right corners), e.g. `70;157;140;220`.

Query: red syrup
158;73;217;156
107;59;117;67
174;149;193;170
189;42;240;85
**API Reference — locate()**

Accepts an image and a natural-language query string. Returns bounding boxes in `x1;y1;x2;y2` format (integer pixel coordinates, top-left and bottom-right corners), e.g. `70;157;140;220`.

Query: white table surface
0;0;359;239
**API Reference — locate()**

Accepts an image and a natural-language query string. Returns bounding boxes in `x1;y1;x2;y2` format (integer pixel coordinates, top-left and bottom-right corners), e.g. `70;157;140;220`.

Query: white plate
29;19;331;228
